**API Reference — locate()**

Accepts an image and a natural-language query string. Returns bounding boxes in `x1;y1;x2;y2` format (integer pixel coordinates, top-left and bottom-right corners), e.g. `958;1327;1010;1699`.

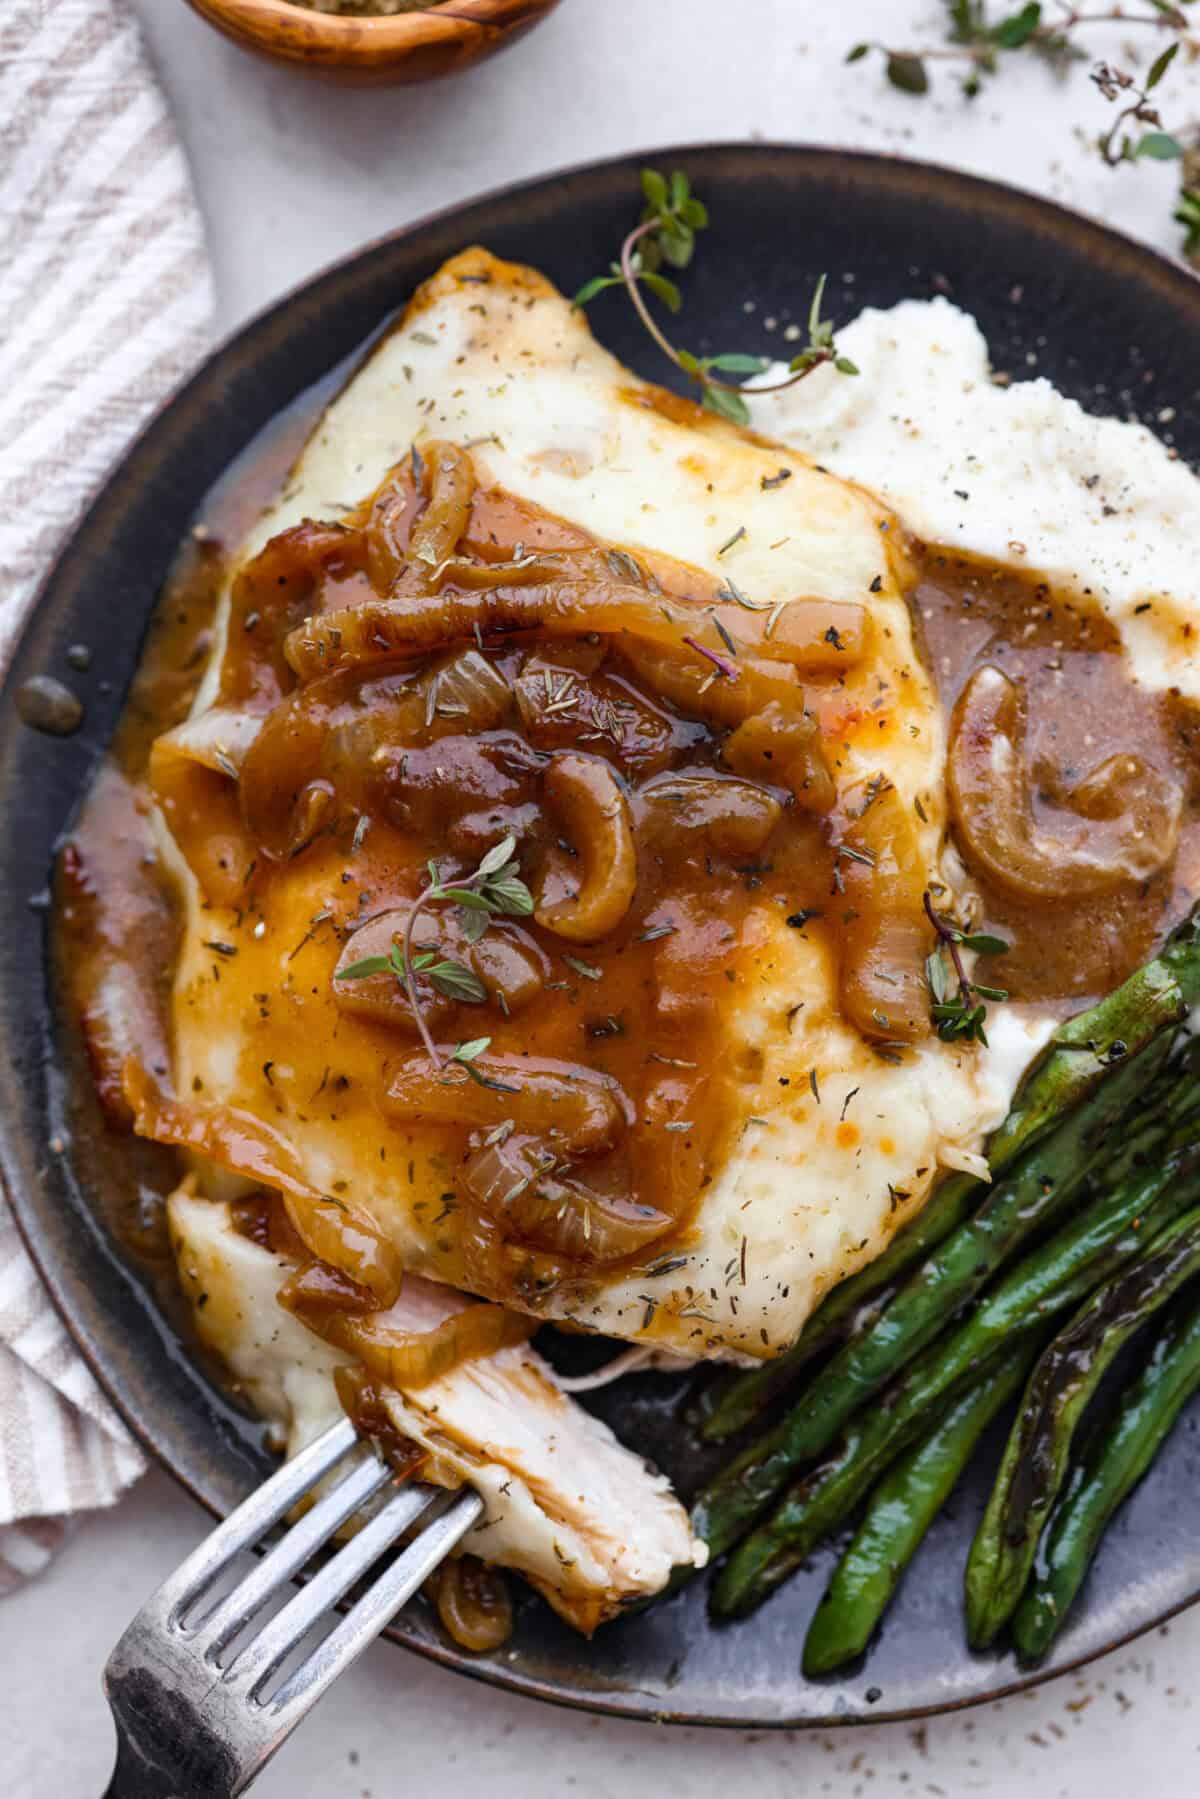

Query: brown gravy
54;409;1200;1298
913;548;1200;1007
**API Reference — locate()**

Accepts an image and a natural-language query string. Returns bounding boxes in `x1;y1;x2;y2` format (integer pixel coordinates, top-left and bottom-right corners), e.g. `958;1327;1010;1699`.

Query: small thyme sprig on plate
848;4;1200;263
339;833;533;1075
573;169;858;427
923;891;1010;1047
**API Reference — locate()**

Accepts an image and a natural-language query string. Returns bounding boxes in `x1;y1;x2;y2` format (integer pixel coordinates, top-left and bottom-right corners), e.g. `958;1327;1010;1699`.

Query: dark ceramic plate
4;145;1200;1730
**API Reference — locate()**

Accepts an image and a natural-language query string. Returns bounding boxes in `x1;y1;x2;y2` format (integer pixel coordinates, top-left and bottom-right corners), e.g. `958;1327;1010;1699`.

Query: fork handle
104;1733;200;1799
103;1649;248;1798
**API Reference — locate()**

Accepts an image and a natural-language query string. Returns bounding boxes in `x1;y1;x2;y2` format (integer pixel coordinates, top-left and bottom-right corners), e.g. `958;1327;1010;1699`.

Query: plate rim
4;138;1200;1730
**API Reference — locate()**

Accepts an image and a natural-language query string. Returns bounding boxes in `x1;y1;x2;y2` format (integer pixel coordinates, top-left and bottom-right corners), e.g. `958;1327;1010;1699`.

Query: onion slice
224;520;368;711
463;1136;672;1264
381;1051;632;1155
123;1060;402;1305
535;752;638;942
333;908;547;1033
239;648;511;859
635;771;782;857
283;579;863;685
409;441;476;570
290;1290;535;1391
721;700;835;813
948;665;1183;902
836;779;934;1044
429;1557;514;1653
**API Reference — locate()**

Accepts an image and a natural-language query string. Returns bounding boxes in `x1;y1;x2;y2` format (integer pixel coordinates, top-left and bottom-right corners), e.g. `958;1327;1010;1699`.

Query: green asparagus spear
1012;1284;1200;1662
802;1341;1040;1676
965;1204;1200;1647
697;930;1196;1445
694;1032;1174;1557
710;1120;1200;1617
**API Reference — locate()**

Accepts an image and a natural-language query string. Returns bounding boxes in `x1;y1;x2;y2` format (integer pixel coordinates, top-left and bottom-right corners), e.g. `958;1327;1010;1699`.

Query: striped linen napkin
0;0;213;1591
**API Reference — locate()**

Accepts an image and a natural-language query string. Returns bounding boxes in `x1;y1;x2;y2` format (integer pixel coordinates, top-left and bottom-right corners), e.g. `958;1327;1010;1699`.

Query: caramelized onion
618;641;835;814
299;1295;535;1390
535;752;637;942
222;521;368;711
149;717;260;904
230;1190;308;1259
430;553;868;668
123;1060;402;1304
420;643;513;727
463;1135;671;1263
430;1557;513;1654
281;565;835;813
381;1052;632;1154
364;476;421;595
470;933;549;1014
409;442;476;570
837;780;933;1043
456;1199;552;1303
618;637;800;727
722;701;835;812
378;731;537;842
727;596;867;667
332;908;547;1031
948;665;1183;902
284;579;860;685
333;1364;429;1478
433;548;613;589
634;771;782;857
333;910;453;1035
513;646;683;775
277;1258;378;1318
240;648;510;859
363;443;476;593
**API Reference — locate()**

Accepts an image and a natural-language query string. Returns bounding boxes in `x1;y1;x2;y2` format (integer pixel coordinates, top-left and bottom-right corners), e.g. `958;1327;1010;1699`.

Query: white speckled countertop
4;1;1198;1791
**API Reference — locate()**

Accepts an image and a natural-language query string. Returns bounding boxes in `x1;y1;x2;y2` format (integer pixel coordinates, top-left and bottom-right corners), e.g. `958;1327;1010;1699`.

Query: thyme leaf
426;961;488;1004
338;954;394;981
924;890;1009;1046
573;167;857;419
337;833;535;1068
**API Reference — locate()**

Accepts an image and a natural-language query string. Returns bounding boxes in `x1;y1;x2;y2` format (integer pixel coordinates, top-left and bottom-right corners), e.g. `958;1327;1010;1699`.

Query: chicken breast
169;1186;705;1632
146;247;1053;1361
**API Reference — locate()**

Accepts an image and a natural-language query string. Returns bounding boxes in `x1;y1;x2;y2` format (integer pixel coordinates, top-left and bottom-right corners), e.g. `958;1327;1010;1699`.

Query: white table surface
5;1;1200;1792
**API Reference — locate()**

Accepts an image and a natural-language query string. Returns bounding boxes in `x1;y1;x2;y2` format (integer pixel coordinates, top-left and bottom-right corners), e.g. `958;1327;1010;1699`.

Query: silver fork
101;1417;483;1798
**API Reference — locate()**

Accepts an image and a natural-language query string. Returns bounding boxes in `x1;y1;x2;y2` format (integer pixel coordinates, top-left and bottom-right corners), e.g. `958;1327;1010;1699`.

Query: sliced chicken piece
168;1186;705;1634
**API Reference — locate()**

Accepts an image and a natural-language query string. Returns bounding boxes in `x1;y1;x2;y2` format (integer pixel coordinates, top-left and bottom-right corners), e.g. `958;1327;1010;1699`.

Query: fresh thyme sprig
851;2;1191;95
573;169;858;427
1092;46;1184;164
923;890;1010;1047
849;3;1200;263
339;833;533;1073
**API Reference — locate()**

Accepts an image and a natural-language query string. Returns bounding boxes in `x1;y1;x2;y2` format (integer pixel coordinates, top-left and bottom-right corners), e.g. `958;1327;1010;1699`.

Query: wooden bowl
182;0;563;83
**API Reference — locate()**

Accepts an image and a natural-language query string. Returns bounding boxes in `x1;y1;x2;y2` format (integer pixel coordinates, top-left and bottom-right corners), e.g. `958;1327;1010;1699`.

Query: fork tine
225;1481;440;1697
267;1489;485;1726
165;1417;360;1622
197;1448;396;1654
